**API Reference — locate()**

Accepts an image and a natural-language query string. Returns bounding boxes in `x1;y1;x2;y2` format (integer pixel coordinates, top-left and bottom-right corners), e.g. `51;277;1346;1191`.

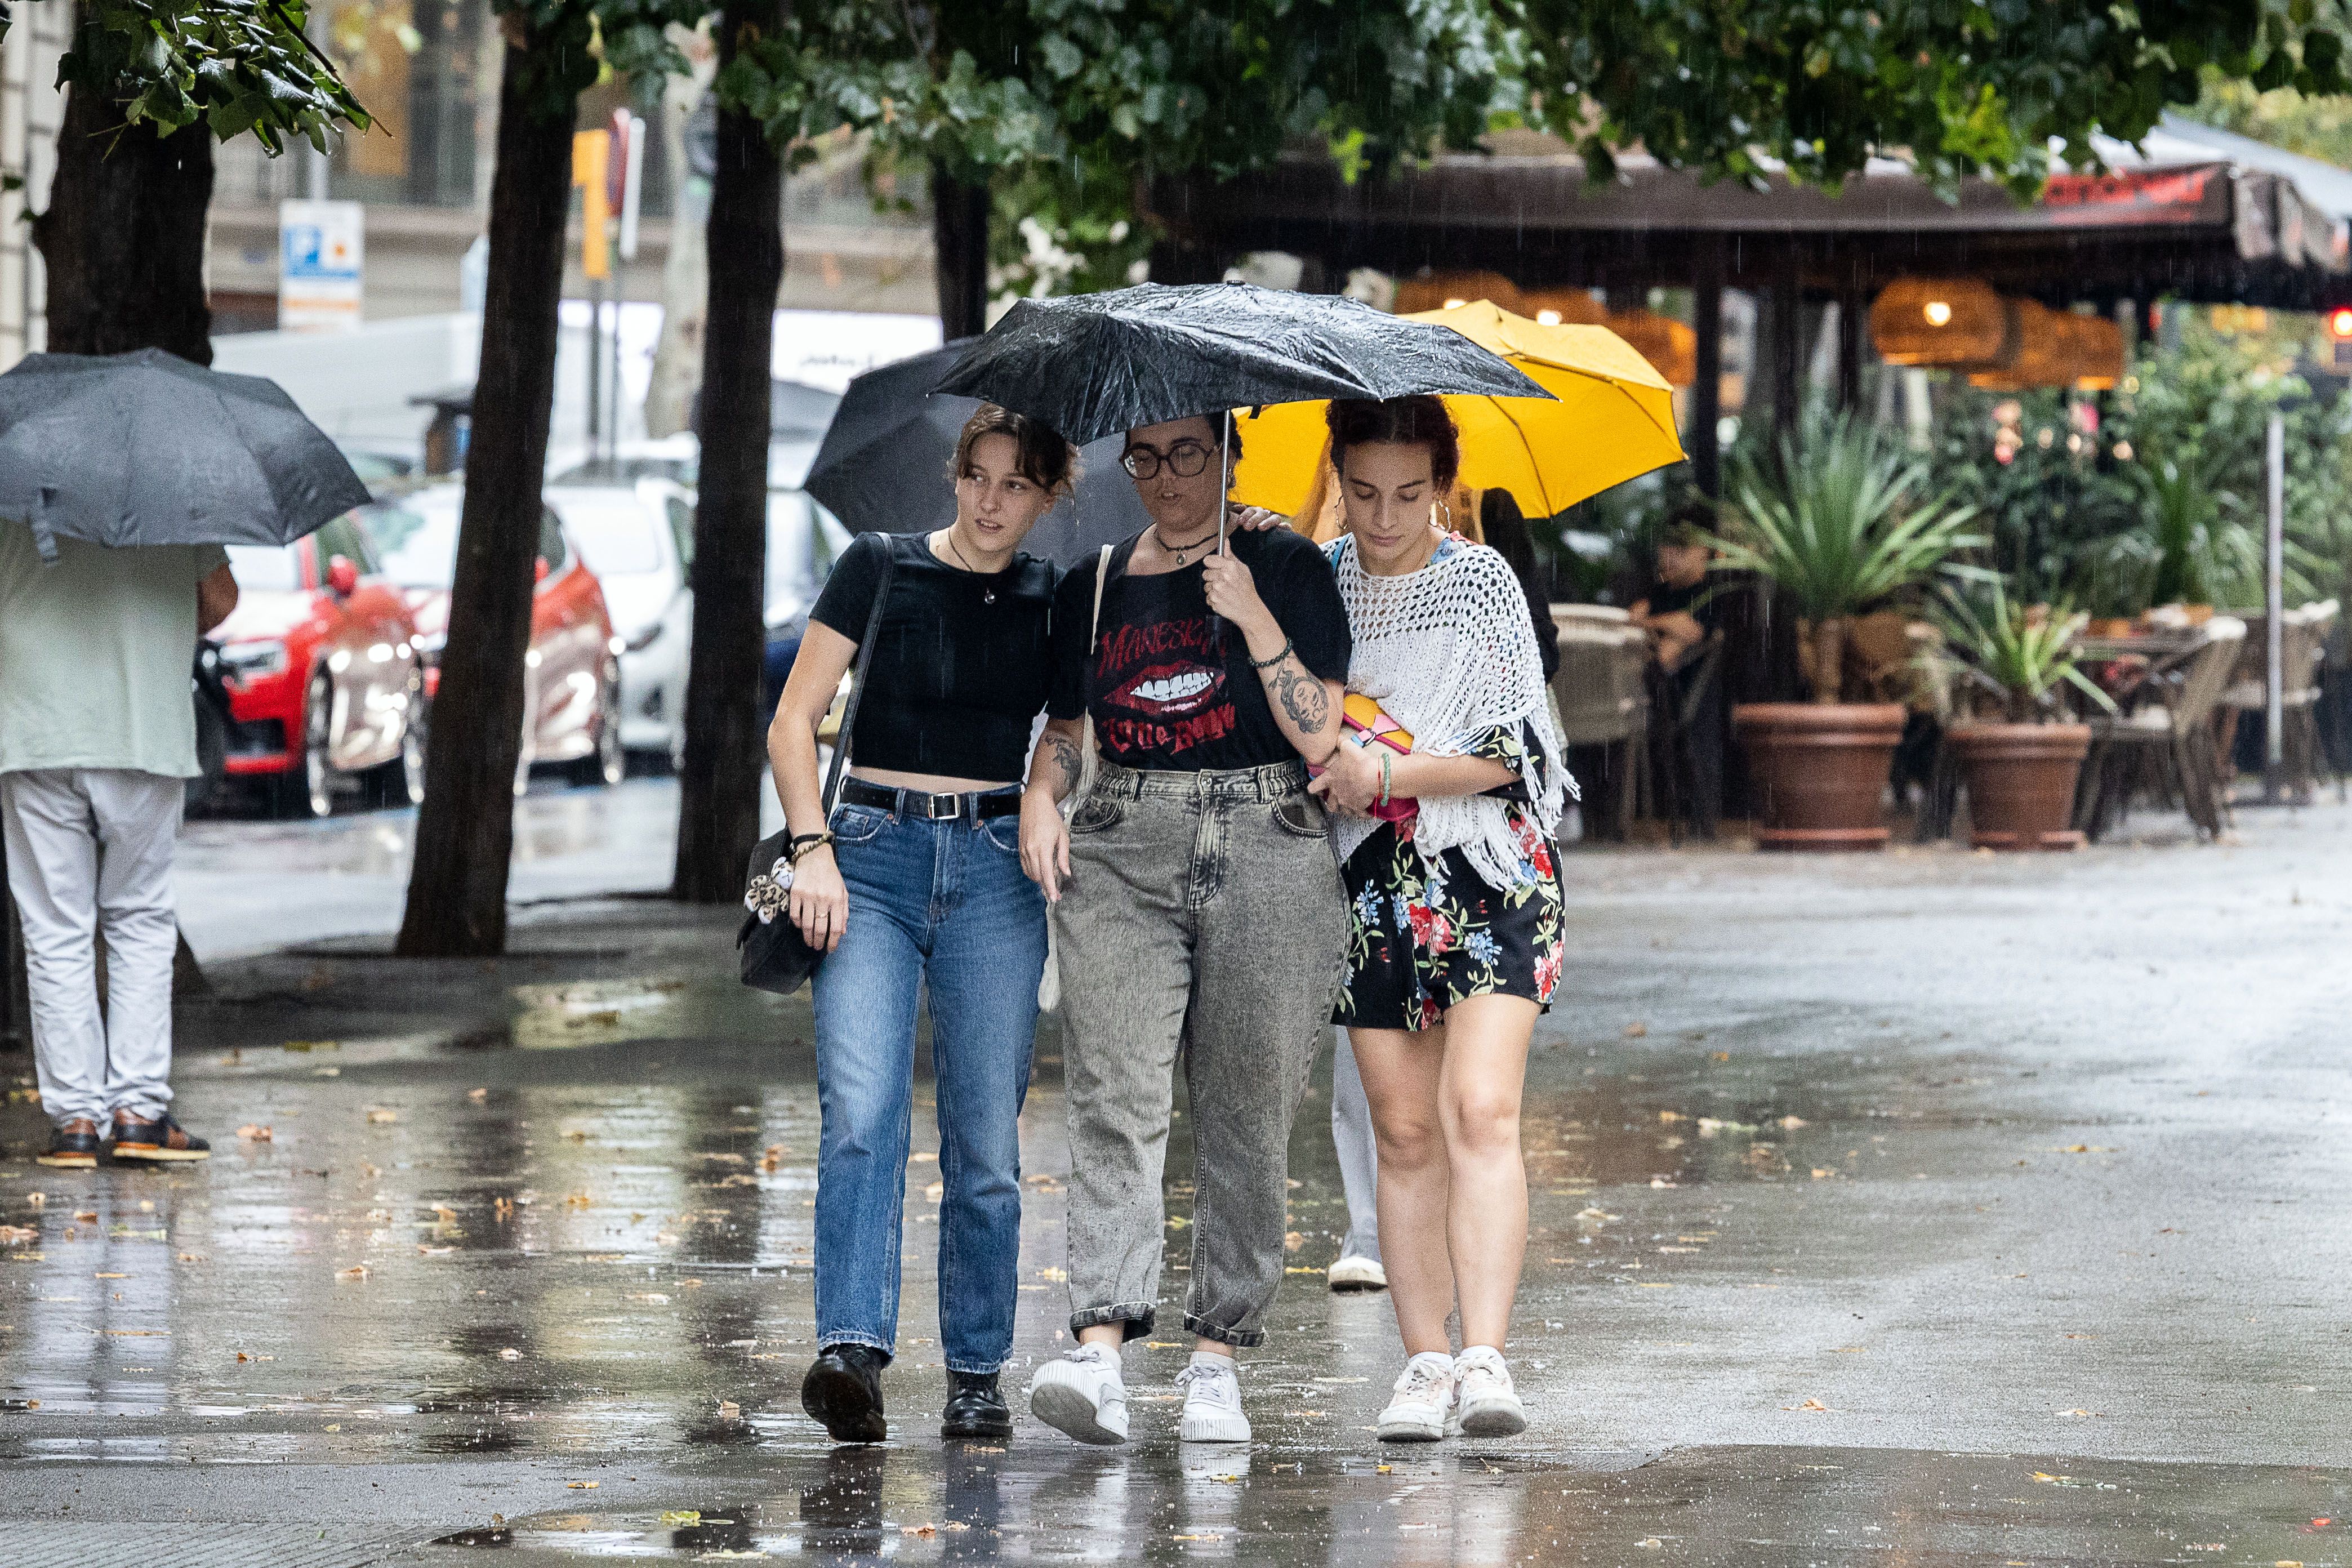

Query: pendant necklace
944;531;997;603
1153;525;1217;565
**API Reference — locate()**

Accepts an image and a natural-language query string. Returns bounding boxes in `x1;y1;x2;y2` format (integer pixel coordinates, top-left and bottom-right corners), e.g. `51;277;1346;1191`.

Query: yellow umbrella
1228;299;1686;520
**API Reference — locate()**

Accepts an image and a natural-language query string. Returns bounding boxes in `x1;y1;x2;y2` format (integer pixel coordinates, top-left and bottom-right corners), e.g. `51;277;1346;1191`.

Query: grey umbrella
0;348;371;560
804;341;1148;569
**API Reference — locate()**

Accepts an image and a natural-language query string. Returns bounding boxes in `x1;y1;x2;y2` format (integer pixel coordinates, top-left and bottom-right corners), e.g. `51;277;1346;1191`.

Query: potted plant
1928;583;2117;850
1710;411;1984;849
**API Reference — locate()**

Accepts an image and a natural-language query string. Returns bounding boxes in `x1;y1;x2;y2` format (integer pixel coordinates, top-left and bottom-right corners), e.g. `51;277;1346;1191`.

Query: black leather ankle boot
941;1369;1012;1439
801;1344;889;1443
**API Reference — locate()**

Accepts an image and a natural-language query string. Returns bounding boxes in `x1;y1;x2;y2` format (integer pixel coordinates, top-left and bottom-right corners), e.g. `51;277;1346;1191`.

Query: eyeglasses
1120;442;1214;480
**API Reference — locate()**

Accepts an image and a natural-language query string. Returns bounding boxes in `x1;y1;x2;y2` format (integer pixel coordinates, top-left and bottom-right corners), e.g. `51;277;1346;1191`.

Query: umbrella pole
1223;408;1241;553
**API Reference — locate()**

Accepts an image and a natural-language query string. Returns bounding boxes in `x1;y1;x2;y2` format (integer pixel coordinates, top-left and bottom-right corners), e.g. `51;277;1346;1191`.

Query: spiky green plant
1928;581;2117;724
1712;410;1986;702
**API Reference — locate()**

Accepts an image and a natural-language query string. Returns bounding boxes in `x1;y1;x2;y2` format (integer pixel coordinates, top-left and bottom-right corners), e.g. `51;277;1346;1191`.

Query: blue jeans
809;790;1046;1374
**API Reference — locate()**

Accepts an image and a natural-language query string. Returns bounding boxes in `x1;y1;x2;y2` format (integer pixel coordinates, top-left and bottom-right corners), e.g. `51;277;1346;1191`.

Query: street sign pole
573;131;614;467
2265;409;2286;801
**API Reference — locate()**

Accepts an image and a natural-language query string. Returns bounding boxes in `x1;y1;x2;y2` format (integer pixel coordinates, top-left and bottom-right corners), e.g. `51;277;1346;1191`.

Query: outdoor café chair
2077;616;2247;841
1552;610;1651;839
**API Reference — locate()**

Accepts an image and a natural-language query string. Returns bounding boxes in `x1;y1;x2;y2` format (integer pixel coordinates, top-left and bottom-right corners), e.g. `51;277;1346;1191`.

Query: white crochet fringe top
1324;532;1572;890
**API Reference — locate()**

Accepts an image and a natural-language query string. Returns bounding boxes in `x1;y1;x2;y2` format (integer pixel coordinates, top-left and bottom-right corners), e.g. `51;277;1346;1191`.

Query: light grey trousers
1;768;184;1125
1331;1032;1382;1265
1054;759;1348;1348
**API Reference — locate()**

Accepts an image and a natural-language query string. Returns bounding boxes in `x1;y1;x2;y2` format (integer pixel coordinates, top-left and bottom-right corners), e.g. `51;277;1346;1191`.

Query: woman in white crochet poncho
1305;395;1571;1446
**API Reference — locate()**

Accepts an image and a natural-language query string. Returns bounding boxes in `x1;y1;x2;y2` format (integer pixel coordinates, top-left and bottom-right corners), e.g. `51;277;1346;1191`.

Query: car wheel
273;671;336;821
570;662;626;787
367;675;427;809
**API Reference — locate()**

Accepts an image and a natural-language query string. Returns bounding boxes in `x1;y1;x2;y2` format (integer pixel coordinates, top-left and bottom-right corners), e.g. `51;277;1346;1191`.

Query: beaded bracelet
1248;635;1295;671
1377;750;1393;809
787;831;835;863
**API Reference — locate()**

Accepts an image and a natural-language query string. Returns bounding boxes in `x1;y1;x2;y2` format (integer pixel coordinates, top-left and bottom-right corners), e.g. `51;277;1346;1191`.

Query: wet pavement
4;797;2352;1563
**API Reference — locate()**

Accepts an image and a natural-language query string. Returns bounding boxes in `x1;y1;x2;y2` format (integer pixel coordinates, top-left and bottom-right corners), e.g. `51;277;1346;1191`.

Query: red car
212;513;428;818
358;483;626;791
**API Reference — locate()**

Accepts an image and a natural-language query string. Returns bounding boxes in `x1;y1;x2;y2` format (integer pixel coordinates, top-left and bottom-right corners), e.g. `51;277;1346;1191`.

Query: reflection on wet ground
395;1444;2352;1566
8;804;2352;1557
176;778;681;961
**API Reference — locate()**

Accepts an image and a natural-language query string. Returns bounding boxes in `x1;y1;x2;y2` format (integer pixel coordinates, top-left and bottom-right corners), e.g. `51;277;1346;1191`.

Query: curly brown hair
1325;395;1461;489
950;404;1078;496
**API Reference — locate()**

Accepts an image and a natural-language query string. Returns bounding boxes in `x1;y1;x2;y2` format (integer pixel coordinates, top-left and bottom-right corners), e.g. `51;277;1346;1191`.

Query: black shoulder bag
738;540;896;994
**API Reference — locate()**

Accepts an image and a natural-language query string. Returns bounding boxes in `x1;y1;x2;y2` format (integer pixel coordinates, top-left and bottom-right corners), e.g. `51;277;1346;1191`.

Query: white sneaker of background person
1377;1351;1455;1442
1175;1350;1250;1442
1028;1341;1129;1445
1451;1344;1526;1437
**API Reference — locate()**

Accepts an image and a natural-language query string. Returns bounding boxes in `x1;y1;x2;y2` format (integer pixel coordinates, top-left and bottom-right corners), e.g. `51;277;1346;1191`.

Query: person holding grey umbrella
0;526;239;1168
0;348;369;1169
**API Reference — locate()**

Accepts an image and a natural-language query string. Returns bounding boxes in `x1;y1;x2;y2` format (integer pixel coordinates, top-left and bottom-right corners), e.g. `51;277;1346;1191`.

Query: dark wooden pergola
1147;116;2352;496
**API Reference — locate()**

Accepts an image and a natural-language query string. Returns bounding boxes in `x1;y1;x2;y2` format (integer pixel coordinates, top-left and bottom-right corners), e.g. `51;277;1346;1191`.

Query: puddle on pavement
418;1445;2352;1565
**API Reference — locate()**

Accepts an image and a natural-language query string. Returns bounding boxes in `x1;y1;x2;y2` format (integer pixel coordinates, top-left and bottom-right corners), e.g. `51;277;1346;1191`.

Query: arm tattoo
1045;734;1083;796
1268;655;1330;734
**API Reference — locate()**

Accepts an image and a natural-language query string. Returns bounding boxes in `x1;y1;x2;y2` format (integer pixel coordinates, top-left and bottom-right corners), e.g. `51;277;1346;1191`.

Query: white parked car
549;476;847;765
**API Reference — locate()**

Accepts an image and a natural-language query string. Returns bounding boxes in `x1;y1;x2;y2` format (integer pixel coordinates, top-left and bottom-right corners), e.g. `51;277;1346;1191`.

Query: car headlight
623;621;663;653
218;638;288;679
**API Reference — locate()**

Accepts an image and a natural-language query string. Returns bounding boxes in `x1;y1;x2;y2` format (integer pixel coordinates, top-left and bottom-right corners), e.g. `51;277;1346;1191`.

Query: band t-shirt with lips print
1048;525;1352;772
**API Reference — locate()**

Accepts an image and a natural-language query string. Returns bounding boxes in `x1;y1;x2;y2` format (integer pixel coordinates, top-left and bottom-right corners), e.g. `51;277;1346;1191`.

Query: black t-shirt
808;531;1058;782
1048;525;1351;772
1646;573;1722;631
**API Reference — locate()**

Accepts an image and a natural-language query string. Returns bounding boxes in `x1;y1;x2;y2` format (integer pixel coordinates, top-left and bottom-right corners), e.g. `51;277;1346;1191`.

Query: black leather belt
840;778;1022;822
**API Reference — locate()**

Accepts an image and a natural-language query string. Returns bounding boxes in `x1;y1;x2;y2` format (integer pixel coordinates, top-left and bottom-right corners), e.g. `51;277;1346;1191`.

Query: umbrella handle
29;485;58;564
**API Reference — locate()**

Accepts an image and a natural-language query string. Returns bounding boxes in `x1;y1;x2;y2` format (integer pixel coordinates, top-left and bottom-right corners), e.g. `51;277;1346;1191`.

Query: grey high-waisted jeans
1053;758;1349;1348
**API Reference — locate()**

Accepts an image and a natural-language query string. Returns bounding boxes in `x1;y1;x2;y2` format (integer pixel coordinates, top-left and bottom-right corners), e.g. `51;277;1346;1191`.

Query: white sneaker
1175;1353;1251;1443
1375;1352;1454;1442
1327;1254;1388;1293
1452;1345;1526;1437
1027;1344;1128;1445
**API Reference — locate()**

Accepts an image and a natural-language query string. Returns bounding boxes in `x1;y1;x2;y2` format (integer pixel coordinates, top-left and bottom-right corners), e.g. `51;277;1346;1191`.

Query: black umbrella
933;281;1552;446
804;341;1150;569
0;349;369;560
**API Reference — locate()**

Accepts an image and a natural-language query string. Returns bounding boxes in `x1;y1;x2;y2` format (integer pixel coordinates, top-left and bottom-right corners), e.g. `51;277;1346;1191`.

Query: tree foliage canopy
1521;0;2352;200
0;0;366;150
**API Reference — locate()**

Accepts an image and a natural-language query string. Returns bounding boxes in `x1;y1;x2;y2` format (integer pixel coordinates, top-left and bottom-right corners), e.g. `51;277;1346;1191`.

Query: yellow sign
2209;304;2268;336
572;130;612;280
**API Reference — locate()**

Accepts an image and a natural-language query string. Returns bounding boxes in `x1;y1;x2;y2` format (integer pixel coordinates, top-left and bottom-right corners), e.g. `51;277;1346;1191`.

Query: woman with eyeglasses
1019;412;1353;1448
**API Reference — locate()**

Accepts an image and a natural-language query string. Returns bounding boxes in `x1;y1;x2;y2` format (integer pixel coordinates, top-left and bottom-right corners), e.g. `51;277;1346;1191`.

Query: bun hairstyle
951;404;1079;497
1326;395;1461;490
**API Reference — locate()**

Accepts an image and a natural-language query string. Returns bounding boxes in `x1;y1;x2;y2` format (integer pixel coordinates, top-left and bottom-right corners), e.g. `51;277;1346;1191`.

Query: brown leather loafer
109;1111;210;1162
36;1118;102;1169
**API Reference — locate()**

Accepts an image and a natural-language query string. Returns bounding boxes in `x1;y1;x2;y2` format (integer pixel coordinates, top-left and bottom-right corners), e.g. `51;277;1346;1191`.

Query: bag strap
821;537;897;814
1075;542;1112;803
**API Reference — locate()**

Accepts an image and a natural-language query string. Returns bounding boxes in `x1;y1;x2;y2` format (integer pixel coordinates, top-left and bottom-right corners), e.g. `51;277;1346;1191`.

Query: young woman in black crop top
764;405;1071;1448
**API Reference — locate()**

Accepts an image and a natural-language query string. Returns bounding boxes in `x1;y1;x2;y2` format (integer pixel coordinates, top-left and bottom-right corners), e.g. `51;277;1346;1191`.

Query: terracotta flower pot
1732;703;1909;851
1946;722;2091;851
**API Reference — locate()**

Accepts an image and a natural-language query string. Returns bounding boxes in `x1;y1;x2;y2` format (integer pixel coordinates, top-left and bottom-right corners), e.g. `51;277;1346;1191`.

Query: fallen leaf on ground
338;1266;370;1281
497;1347;521;1360
1779;1115;1808;1129
236;1125;272;1142
0;1227;37;1246
1623;1021;1648;1037
1283;1231;1304;1251
364;1109;397;1125
467;1088;488;1101
660;1510;701;1526
718;1400;740;1419
1785;1398;1830;1412
567;1480;597;1489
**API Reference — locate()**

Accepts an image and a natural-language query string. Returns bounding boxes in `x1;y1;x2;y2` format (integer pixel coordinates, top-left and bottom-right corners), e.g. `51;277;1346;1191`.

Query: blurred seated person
1627;504;1722;673
1625;503;1727;836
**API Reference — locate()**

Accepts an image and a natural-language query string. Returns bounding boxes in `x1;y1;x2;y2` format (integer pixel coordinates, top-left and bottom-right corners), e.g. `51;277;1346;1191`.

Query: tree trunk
932;161;989;339
1813;616;1848;705
670;0;784;903
31;75;215;363
642;33;719;439
394;28;578;956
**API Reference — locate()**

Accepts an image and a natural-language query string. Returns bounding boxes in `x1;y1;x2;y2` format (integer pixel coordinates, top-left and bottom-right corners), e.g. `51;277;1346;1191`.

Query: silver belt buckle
924;791;960;820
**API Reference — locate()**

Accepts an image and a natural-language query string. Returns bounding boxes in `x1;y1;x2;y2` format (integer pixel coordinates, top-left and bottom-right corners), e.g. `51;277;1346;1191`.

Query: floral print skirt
1333;816;1566;1032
